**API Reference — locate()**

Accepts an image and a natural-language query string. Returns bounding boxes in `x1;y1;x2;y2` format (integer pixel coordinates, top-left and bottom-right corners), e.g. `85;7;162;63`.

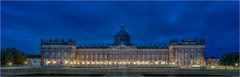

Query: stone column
186;50;188;65
201;49;205;65
175;50;177;65
197;50;199;65
195;50;197;65
182;50;184;65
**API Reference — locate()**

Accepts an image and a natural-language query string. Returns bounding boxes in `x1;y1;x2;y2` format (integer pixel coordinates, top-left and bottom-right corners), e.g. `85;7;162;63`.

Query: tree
220;52;240;66
27;54;41;58
14;51;26;64
1;48;6;64
1;47;27;65
5;49;14;64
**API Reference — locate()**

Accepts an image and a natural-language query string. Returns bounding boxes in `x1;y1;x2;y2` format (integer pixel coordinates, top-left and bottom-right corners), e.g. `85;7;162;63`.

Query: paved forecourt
1;67;239;76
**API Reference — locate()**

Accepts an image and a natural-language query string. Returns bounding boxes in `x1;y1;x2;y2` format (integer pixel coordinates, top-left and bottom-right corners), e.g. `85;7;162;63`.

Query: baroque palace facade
41;25;206;68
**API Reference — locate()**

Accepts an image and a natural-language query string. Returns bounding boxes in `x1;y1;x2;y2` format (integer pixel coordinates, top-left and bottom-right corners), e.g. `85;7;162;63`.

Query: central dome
113;24;132;46
116;25;129;36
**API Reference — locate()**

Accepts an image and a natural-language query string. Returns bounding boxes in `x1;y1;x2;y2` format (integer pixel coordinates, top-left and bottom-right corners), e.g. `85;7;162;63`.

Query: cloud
1;1;239;56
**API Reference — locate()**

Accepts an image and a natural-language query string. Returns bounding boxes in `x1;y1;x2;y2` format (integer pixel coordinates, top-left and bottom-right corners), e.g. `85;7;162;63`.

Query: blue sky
1;1;239;57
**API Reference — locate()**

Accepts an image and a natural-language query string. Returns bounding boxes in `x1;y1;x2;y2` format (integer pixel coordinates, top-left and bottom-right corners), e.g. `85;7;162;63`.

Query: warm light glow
137;62;141;65
46;61;50;64
155;62;158;64
103;62;107;65
65;61;69;64
161;61;165;64
24;61;27;64
87;62;90;64
70;62;73;64
123;62;126;64
114;62;117;64
119;62;122;64
145;62;149;64
133;62;136;64
53;60;56;64
8;63;12;66
109;62;112;65
82;62;85;64
96;62;100;64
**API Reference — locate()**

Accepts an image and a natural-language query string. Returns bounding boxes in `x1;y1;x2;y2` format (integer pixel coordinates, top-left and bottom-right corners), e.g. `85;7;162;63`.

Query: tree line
220;52;239;66
1;47;27;65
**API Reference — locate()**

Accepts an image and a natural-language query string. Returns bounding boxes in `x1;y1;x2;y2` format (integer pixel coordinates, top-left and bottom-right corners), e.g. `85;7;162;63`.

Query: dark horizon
1;1;239;57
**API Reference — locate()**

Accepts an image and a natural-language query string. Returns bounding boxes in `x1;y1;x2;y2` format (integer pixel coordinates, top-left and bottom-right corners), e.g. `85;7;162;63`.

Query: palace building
41;25;206;68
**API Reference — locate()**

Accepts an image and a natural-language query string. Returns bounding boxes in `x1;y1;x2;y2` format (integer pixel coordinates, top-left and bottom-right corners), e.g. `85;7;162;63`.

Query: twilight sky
1;1;239;57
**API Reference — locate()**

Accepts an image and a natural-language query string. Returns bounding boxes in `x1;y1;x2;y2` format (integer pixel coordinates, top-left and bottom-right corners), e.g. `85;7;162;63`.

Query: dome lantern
113;24;132;46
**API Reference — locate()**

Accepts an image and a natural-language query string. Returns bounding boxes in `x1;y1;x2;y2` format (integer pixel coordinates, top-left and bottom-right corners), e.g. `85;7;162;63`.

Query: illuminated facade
41;25;205;68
